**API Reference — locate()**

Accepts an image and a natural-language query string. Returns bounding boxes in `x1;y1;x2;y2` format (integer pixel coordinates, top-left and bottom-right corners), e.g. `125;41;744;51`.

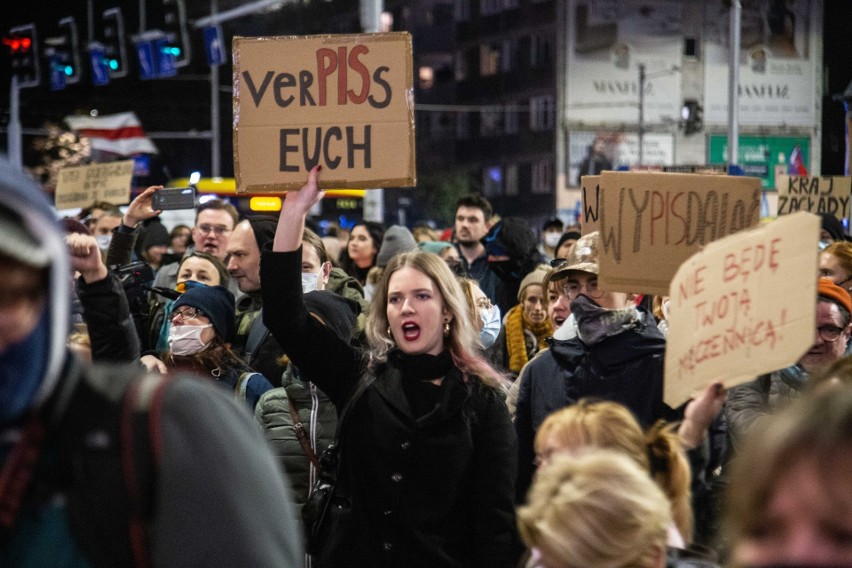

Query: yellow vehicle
167;177;365;217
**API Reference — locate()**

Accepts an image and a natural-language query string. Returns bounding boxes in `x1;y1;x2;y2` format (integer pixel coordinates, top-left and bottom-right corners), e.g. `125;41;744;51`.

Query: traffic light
162;0;190;68
45;17;81;90
101;7;128;79
4;23;39;88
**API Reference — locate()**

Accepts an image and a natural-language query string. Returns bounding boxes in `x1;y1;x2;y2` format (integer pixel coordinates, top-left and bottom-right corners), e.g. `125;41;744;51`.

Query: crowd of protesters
2;156;852;567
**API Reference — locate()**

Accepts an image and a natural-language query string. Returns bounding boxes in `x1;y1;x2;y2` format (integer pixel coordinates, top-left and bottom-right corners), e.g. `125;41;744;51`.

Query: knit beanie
141;222;171;251
517;264;552;301
173;285;236;343
247;216;279;252
818;277;852;316
376;225;418;267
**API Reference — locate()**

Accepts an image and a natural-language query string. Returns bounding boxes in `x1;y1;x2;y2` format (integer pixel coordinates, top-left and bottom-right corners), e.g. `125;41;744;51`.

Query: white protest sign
55;160;135;210
664;212;819;407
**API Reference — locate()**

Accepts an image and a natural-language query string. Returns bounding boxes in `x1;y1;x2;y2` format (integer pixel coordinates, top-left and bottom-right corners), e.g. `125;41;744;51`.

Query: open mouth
554;316;567;327
401;322;420;341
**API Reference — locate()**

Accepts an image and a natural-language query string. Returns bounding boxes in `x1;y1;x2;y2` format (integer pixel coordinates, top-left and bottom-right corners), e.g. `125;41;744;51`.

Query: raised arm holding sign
233;32;415;193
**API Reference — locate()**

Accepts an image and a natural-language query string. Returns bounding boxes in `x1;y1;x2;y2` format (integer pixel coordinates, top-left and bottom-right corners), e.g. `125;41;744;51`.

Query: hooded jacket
513;308;679;501
0;157;303;567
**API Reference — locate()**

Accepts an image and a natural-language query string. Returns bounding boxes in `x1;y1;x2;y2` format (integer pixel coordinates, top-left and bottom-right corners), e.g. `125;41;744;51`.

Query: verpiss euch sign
233;32;415;193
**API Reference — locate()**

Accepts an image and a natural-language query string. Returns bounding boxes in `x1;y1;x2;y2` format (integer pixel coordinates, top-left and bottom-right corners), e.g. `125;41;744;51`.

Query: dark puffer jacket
514;309;679;501
723;365;808;450
255;366;338;509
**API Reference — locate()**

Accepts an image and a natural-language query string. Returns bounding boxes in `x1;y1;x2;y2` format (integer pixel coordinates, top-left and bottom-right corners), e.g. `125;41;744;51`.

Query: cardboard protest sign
233;32;415;193
579;175;601;235
597;171;762;296
775;175;852;221
663;212;819;407
55;160;134;209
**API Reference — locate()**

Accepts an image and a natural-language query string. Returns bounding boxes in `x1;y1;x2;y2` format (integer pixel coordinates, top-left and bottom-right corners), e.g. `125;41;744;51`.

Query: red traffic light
3;36;31;53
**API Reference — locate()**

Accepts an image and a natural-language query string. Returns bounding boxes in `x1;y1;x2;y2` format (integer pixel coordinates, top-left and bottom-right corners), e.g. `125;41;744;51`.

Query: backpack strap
286;396;320;469
234;371;256;406
120;372;175;568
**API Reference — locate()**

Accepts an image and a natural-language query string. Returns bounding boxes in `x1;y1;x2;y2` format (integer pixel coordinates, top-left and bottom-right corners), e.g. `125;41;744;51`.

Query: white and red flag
65;111;158;156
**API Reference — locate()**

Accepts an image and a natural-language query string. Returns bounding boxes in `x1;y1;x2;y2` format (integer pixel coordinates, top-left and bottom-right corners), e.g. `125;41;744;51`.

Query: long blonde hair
518;450;670;568
534;399;693;543
365;251;506;389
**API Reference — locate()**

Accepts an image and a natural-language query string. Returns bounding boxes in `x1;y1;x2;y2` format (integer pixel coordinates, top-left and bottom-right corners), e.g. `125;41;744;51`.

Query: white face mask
479;304;502;349
544;232;562;249
301;272;320;294
168;324;212;356
95;234;112;251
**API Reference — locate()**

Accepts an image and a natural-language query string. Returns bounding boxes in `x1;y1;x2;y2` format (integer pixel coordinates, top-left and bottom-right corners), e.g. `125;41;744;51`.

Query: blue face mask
479;304;502;349
0;310;49;426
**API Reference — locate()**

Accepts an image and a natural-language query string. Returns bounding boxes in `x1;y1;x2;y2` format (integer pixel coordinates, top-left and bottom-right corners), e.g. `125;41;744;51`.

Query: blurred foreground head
725;385;852;567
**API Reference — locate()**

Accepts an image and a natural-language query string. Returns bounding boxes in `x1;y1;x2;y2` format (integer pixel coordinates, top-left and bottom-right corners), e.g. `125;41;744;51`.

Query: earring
387;326;393;338
443;321;450;337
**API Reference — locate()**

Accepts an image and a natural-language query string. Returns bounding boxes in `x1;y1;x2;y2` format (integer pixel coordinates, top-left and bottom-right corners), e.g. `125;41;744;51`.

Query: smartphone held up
152;187;196;210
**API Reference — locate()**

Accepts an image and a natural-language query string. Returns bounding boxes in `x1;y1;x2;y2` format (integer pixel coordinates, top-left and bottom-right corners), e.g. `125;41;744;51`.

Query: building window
455;0;471;21
505;103;519;134
480;107;503;136
455;49;471;81
456;112;470;140
432;111;453;137
501;39;516;73
419;66;434;89
530;34;553;68
505;163;519;196
480;42;501;76
532;159;553;194
483;165;503;197
530;95;555;131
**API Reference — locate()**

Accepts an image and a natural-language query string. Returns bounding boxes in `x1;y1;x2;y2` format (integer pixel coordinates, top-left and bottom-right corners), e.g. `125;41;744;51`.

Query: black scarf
388;349;453;381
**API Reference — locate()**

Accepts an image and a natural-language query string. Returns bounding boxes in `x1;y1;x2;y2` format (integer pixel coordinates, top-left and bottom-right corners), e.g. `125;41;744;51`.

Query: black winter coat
514;311;679;501
261;248;520;568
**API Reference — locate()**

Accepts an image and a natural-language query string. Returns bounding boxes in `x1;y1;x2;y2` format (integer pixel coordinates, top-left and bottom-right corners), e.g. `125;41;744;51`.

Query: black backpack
51;359;172;568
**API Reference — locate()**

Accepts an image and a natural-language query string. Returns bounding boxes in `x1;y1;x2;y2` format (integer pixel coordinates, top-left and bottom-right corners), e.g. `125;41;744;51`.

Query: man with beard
454;195;502;307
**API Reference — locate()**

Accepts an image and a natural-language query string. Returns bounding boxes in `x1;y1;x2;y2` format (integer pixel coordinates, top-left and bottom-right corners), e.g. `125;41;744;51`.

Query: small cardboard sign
55;160;135;209
663;212;819;407
775;175;852;221
597;171;762;296
233;32;415;193
579;175;601;235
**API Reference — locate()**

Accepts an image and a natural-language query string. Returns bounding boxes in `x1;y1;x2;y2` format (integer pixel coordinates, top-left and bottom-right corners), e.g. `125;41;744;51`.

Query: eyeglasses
197;224;230;236
173;307;205;321
817;325;845;342
563;280;604;300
